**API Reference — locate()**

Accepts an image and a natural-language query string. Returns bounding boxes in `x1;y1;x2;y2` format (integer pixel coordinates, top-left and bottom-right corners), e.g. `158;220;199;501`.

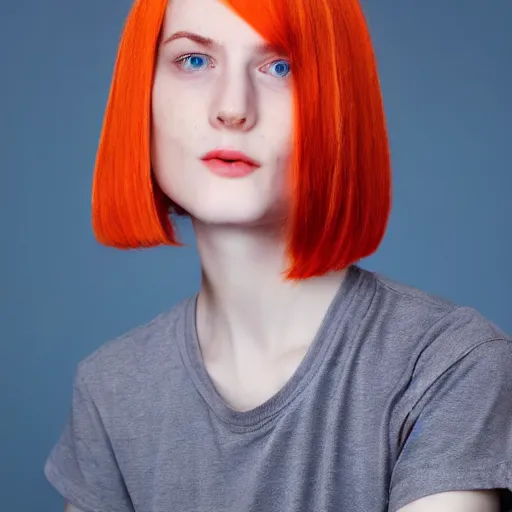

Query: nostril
217;113;246;128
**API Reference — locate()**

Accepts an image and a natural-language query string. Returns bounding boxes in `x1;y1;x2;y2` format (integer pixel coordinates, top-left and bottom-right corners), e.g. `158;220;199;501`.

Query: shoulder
369;269;509;344
365;268;511;386
74;295;194;396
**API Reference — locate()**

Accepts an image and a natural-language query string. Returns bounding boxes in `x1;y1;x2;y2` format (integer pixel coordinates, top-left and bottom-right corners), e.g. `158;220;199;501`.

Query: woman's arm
397;490;500;512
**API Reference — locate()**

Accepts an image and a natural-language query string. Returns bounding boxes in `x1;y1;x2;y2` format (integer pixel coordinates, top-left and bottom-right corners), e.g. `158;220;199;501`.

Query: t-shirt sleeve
389;338;512;512
44;367;134;512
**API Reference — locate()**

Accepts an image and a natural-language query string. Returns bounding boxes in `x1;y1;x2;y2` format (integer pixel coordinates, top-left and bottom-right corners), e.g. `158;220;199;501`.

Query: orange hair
92;0;391;280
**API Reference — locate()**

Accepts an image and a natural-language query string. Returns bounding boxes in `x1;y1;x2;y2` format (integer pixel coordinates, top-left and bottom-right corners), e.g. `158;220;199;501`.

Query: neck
192;219;347;355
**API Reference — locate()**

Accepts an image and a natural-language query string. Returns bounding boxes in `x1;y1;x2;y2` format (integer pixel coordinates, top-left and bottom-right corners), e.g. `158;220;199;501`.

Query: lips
200;149;261;178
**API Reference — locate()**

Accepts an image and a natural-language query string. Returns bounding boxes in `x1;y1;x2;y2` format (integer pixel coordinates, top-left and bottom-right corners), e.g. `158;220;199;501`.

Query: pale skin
150;0;347;412
64;0;501;509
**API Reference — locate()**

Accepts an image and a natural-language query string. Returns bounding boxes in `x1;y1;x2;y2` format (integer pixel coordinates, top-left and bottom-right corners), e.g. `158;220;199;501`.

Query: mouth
200;149;261;178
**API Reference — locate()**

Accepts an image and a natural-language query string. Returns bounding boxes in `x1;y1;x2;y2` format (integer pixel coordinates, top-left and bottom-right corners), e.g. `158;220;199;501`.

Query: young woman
45;0;512;510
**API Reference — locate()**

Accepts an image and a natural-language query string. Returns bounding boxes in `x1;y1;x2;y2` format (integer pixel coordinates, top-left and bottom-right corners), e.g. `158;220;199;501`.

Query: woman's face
151;0;293;227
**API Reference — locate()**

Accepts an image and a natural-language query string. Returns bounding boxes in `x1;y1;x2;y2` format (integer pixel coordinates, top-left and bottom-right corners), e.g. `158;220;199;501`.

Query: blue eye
268;59;291;78
177;54;210;72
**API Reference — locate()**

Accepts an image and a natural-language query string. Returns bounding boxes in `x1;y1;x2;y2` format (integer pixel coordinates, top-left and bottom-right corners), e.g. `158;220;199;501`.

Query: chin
181;196;286;229
189;206;271;227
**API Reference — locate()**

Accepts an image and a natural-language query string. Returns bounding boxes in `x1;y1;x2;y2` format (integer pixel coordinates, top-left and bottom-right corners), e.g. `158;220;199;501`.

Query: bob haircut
92;0;391;280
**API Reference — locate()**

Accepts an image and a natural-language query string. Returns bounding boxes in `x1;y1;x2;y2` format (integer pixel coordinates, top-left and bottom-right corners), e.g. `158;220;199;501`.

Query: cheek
151;76;208;184
150;82;191;204
261;90;294;161
151;68;212;149
263;94;294;204
152;92;199;148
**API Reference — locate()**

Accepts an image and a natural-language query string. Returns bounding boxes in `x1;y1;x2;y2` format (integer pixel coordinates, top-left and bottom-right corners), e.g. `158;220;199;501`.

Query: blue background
1;0;510;509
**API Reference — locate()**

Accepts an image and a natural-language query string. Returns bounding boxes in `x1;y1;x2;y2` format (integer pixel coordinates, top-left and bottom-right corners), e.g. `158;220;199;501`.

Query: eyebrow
162;30;282;55
163;31;214;47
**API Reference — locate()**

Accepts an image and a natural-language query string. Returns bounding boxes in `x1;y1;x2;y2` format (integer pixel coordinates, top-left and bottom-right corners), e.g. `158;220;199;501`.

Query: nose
209;68;257;132
216;112;247;129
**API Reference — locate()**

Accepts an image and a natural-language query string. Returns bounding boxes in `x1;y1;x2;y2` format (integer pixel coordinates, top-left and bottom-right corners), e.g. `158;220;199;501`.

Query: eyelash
173;53;291;78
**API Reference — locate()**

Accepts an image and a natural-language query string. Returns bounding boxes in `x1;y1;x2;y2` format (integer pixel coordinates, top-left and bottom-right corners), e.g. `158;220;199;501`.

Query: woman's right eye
175;54;212;72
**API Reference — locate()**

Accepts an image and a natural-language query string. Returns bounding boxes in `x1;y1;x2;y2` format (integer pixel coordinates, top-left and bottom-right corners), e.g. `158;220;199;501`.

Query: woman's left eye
175;54;212;72
263;59;291;78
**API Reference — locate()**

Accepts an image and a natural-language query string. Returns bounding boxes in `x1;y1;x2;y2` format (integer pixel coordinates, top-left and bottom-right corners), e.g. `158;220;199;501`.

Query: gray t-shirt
44;265;512;512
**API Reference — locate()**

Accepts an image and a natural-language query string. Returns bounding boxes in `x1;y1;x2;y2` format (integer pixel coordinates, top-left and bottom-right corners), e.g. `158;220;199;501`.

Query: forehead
163;0;265;47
